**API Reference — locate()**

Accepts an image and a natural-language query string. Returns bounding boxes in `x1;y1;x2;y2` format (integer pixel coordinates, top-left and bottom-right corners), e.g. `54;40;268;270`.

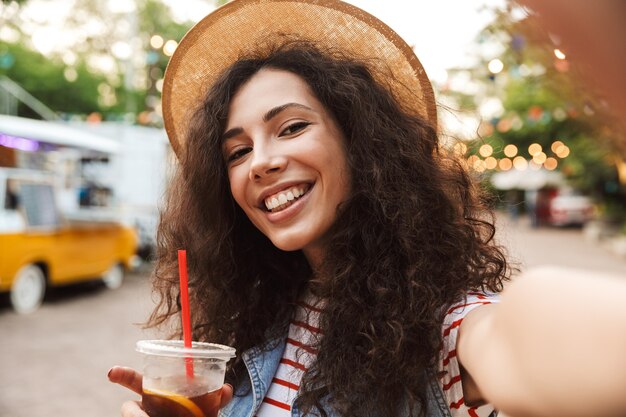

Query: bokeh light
504;144;518;158
479;144;493;157
528;143;542;156
64;67;78;82
498;158;512;171
513;156;528;170
556;146;570;158
544;157;558;170
551;140;565;153
150;35;164;49
484;156;497;170
488;58;504;74
533;151;547;164
111;41;132;60
163;40;178;56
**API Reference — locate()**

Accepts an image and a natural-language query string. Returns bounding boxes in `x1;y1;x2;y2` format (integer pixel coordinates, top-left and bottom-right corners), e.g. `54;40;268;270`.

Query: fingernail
107;367;113;379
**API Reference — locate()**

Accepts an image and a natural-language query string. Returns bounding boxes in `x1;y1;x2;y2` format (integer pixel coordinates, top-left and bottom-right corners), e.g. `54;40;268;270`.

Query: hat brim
162;0;437;156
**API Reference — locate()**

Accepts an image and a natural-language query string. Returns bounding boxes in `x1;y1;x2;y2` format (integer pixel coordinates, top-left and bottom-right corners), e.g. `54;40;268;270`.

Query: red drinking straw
178;249;194;378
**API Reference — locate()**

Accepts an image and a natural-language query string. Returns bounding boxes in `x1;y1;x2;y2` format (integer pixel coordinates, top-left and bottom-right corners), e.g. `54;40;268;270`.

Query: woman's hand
108;366;233;417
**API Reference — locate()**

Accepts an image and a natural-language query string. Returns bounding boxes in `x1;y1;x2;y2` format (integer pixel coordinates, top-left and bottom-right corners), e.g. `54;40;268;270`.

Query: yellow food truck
0;168;138;313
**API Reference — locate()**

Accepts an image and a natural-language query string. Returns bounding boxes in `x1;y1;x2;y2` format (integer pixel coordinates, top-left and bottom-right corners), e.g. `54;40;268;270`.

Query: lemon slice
143;387;204;417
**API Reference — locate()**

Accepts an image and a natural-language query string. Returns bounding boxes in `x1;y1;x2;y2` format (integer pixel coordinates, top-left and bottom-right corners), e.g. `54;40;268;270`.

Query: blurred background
0;1;625;416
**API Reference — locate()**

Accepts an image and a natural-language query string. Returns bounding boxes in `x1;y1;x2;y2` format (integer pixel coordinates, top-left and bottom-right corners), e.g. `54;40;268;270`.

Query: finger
120;400;148;417
219;384;234;408
108;366;143;395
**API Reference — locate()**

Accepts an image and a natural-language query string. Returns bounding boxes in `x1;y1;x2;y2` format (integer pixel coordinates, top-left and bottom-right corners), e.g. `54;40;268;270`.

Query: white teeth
264;185;309;211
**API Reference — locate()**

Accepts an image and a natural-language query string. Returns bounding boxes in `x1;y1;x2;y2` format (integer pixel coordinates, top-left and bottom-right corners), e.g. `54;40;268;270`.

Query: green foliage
0;0;193;122
443;5;624;203
0;43;105;116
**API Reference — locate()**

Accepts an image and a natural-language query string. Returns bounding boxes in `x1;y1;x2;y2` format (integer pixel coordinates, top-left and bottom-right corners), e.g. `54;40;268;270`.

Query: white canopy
491;168;566;190
0;115;120;154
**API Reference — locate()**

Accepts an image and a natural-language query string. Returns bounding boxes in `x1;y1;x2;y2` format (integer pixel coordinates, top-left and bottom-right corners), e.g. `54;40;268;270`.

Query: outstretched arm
458;266;626;417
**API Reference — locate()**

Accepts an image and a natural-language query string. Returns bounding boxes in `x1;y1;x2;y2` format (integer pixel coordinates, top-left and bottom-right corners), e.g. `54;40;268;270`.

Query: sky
161;0;508;83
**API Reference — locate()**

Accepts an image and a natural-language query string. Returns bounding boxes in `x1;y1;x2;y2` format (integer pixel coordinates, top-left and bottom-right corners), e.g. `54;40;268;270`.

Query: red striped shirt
256;293;322;417
440;292;499;417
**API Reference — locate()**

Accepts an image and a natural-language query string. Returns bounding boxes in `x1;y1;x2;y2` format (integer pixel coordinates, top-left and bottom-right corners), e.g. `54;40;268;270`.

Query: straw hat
162;0;437;156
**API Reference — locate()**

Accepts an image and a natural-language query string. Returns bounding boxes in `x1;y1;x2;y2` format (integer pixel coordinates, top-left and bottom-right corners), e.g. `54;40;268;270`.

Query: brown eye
227;147;252;162
280;121;310;136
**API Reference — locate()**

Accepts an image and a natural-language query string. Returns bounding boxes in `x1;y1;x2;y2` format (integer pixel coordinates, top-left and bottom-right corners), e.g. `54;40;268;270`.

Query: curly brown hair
148;40;511;417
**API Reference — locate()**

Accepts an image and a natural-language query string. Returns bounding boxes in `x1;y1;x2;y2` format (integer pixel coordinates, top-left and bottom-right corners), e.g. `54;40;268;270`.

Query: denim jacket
219;335;453;417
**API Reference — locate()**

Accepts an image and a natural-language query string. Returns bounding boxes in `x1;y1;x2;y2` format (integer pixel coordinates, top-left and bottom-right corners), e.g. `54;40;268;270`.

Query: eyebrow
222;102;314;142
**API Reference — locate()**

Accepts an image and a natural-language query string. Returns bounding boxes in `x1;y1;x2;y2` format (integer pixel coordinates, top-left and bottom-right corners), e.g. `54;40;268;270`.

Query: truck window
20;183;60;227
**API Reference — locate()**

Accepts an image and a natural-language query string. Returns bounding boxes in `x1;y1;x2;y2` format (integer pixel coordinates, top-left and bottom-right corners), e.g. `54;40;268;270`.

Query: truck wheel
102;263;124;290
10;264;46;314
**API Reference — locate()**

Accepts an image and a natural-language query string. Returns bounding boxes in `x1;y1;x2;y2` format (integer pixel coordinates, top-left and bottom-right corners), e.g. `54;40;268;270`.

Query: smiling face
223;68;351;265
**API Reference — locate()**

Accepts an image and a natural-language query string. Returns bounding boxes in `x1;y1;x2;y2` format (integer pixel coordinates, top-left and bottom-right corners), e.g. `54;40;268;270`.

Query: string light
479;144;493;158
556;146;570;158
551;140;565;154
528;143;542;156
513;156;528;170
533;151;547;164
544;157;558;170
485;156;497;170
499;158;513;171
504;144;518;158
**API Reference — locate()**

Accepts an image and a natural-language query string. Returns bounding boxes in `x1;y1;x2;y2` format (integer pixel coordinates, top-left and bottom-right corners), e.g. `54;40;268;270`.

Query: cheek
228;169;248;208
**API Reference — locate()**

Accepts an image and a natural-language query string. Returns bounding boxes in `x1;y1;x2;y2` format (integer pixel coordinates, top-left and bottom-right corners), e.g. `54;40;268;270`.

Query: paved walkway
495;214;626;275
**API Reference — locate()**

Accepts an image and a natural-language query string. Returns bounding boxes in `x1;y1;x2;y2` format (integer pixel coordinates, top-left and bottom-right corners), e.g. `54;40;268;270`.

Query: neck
303;246;324;272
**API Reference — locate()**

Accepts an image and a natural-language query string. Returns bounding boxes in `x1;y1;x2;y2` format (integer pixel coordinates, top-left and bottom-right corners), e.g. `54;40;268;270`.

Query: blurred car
549;193;594;227
0;168;138;314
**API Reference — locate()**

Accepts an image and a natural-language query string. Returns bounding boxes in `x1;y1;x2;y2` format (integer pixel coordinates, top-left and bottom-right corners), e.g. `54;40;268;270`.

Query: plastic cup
136;340;236;417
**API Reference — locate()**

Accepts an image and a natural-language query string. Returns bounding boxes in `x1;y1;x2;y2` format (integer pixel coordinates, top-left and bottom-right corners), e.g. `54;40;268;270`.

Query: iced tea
142;387;221;417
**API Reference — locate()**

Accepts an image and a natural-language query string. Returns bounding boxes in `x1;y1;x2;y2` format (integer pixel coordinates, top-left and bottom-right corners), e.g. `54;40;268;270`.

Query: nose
248;144;288;181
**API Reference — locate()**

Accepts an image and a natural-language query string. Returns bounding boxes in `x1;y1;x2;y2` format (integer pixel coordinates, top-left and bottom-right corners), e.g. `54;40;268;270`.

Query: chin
269;238;306;253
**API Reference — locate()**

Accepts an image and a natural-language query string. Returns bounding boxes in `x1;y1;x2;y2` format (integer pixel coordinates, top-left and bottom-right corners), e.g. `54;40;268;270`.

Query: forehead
227;69;321;122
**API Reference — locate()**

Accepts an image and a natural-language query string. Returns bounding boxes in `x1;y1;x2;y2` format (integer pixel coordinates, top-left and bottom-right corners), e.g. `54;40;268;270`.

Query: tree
0;42;107;117
440;5;625;206
0;0;193;123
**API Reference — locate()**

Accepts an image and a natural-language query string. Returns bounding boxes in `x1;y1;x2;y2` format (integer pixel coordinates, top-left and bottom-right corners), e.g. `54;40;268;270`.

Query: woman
109;1;626;417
